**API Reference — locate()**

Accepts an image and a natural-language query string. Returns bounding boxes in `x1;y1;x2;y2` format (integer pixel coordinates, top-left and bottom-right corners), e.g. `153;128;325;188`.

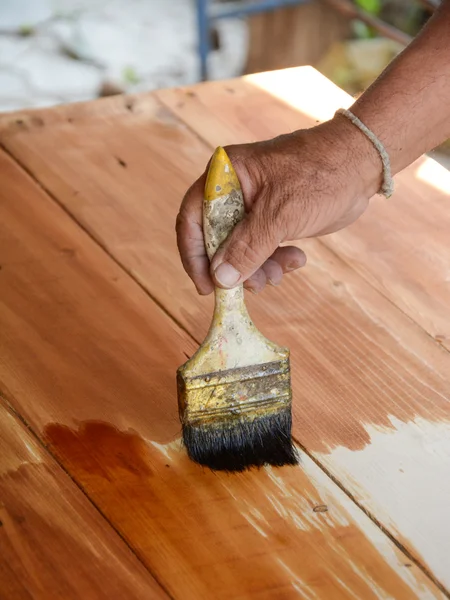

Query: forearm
180;2;449;292
350;0;450;175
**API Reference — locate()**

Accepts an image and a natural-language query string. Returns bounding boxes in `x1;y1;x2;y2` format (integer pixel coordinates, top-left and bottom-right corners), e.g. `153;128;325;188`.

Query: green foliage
352;19;375;39
122;66;140;85
354;0;382;15
19;24;35;37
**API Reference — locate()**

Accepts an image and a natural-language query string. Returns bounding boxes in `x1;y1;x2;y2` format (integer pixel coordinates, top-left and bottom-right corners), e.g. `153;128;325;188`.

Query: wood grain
0;399;166;600
0;139;445;597
156;67;450;351
1;88;449;591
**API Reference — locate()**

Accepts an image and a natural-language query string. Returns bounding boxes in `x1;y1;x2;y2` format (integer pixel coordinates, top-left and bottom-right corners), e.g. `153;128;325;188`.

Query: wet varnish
1;70;450;598
0;403;165;599
44;420;442;599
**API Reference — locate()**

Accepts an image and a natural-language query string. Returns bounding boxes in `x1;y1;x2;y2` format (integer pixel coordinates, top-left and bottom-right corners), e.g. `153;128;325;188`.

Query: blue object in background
197;0;311;81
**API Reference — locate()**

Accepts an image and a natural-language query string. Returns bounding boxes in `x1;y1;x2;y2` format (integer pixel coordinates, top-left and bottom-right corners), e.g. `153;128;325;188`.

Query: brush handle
179;146;287;373
203;147;245;262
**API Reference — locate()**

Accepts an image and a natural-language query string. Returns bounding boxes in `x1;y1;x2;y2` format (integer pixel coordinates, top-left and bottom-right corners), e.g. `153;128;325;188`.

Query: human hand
176;116;381;295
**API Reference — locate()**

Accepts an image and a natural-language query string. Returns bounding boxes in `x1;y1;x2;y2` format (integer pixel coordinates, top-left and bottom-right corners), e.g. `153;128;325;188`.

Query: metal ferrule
178;358;291;426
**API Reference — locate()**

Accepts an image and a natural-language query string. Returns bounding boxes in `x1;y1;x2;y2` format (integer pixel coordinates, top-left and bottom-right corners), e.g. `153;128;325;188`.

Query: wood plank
0;88;450;583
0;399;166;600
1;90;449;591
155;67;450;351
0;137;445;598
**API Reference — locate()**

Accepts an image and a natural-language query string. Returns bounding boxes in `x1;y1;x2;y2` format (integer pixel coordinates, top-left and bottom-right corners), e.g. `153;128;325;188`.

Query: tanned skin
177;1;450;294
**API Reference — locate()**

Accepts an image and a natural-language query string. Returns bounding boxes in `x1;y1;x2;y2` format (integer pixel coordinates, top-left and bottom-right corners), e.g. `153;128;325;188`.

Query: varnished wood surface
0;67;449;598
0;146;443;598
0;399;166;600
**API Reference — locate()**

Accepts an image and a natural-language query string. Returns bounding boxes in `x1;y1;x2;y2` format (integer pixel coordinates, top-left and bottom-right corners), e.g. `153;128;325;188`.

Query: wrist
315;113;385;201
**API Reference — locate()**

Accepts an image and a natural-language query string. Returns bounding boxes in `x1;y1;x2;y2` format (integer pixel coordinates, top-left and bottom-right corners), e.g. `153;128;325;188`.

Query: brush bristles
182;408;298;472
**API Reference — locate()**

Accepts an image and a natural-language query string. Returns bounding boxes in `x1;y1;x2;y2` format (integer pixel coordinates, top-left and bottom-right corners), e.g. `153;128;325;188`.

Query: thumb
210;208;282;288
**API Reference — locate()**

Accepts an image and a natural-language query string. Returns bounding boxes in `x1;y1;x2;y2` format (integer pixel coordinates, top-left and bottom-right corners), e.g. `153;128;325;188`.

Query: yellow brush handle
203;147;245;261
179;148;288;376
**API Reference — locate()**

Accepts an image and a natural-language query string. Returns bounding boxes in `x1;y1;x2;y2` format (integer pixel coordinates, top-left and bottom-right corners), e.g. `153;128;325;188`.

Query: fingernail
286;263;299;272
268;278;280;287
214;262;241;288
247;287;259;295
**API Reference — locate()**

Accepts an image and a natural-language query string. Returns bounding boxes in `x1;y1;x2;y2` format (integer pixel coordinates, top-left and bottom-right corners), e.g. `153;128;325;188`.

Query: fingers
177;143;308;295
176;172;214;295
261;258;283;287
177;166;307;295
271;245;307;273
243;246;307;294
210;206;280;288
209;191;307;290
244;268;268;294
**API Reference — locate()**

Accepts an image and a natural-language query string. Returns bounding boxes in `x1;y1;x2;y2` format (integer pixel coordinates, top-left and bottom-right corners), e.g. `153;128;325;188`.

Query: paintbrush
177;147;297;472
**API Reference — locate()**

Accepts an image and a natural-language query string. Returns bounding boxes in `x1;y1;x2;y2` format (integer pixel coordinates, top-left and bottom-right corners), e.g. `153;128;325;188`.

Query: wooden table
1;66;449;599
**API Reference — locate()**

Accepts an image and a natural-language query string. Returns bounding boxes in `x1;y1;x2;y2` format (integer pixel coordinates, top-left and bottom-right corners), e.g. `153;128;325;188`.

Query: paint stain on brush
44;420;439;600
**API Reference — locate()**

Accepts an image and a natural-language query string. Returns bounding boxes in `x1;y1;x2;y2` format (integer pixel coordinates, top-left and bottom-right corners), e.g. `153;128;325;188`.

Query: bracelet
335;108;394;199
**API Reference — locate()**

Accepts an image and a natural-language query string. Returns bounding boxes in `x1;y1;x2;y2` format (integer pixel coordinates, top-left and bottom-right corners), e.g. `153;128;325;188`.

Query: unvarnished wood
0;146;445;598
0;399;166;600
1;88;450;591
156;67;450;352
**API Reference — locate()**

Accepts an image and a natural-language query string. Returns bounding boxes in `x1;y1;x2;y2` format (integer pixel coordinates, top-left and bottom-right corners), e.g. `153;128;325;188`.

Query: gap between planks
0;389;176;600
148;91;450;594
153;90;450;365
0;390;173;599
0;138;197;349
1;125;449;598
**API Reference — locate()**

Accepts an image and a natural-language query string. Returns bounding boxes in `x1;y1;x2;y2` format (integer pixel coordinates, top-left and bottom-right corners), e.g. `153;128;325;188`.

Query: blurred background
0;0;447;165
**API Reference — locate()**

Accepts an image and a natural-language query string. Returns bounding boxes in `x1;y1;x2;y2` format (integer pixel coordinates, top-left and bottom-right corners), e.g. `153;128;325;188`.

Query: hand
176;116;381;295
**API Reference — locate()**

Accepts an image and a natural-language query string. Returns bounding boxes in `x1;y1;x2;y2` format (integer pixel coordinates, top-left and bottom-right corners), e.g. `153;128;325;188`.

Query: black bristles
182;409;298;472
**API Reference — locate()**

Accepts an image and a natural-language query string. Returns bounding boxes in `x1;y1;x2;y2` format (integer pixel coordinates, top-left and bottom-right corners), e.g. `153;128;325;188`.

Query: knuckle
255;203;283;246
175;207;190;235
182;253;208;283
277;201;297;238
225;236;260;273
183;255;199;277
270;192;290;227
175;210;184;233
